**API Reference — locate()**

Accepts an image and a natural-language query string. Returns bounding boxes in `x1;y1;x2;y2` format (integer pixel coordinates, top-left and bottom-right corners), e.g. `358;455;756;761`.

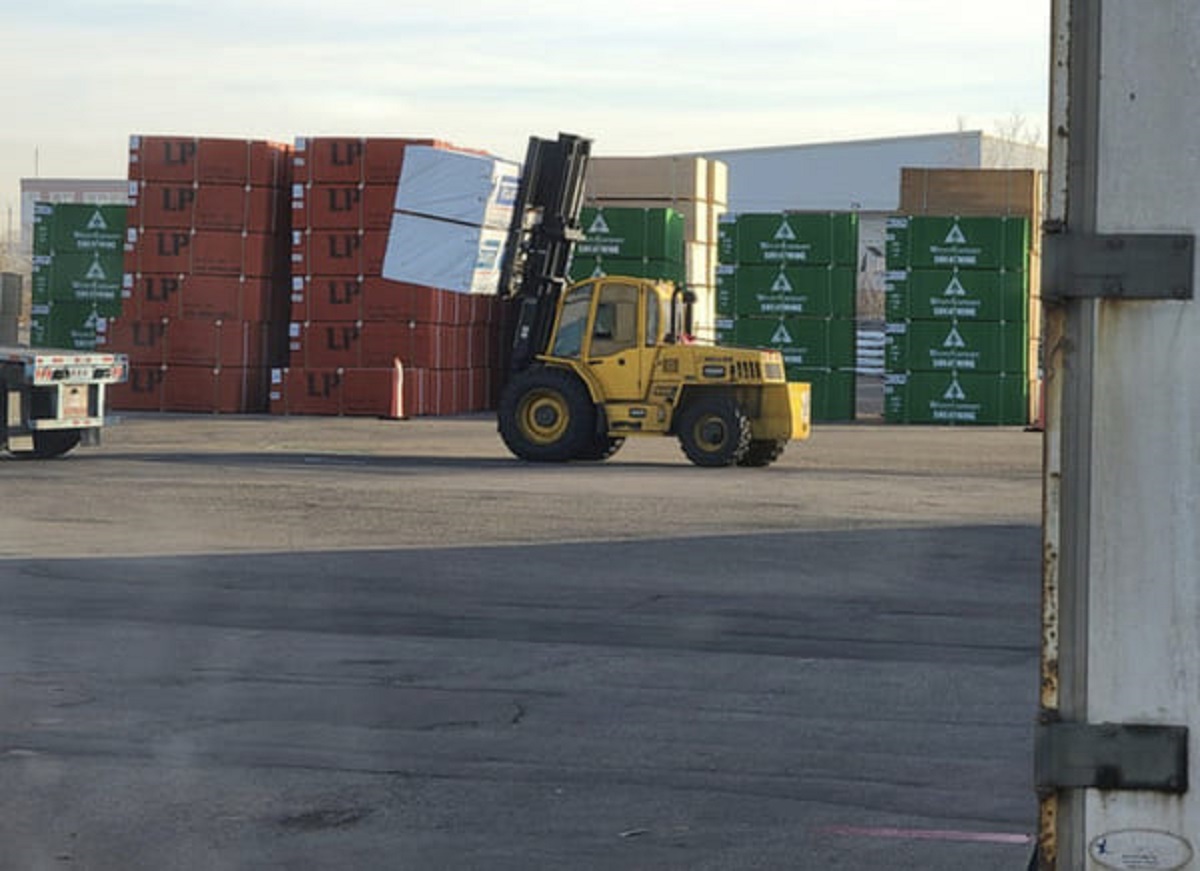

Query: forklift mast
497;133;592;373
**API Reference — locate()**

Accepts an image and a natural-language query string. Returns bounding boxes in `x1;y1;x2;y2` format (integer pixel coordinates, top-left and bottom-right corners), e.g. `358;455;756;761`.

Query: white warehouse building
684;130;1047;317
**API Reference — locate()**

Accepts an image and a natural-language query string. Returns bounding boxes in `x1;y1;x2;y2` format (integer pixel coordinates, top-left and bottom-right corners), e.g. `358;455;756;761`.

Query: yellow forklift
495;134;810;468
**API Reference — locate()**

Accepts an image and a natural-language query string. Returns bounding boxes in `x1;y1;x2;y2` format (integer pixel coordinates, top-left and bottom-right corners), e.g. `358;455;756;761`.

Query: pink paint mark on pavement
820;825;1034;846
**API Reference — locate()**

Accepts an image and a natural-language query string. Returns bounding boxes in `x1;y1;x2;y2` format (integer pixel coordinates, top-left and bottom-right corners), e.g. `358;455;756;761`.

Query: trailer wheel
737;439;787;467
498;367;596;462
9;429;83;460
677;397;751;467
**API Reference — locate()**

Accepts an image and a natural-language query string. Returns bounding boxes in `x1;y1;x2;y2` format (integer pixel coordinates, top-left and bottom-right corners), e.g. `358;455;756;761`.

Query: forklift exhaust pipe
671;285;697;342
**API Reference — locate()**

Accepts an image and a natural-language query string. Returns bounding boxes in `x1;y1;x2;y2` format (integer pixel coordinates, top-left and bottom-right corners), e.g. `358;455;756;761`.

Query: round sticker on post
1089;829;1193;870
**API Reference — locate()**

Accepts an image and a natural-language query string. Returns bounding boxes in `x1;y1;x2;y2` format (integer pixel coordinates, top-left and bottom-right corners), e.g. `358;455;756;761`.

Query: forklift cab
549;278;691;361
546;277;700;403
547;279;663;401
551;280;646;356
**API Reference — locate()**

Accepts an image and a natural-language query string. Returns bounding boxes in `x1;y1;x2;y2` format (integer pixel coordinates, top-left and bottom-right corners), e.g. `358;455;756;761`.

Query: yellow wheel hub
519;389;570;445
692;415;728;449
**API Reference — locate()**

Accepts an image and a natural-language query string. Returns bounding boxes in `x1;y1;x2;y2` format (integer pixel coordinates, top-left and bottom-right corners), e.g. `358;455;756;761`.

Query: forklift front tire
498;368;596;462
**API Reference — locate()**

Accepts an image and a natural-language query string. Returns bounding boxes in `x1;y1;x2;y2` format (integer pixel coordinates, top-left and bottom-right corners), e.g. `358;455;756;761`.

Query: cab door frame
584;279;648;402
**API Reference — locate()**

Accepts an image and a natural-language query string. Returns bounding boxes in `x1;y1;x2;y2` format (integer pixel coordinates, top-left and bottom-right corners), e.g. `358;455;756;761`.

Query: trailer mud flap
5;388;33;452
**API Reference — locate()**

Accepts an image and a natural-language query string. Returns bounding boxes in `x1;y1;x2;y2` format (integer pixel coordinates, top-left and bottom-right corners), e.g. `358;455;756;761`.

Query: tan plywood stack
583;156;728;341
900;169;1042;247
897;168;1045;424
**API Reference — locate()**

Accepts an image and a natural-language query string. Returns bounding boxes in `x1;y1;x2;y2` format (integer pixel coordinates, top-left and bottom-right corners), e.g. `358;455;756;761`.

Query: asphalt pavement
0;414;1043;870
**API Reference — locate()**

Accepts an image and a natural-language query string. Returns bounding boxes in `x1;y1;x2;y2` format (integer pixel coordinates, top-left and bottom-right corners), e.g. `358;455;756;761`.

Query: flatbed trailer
1;345;128;458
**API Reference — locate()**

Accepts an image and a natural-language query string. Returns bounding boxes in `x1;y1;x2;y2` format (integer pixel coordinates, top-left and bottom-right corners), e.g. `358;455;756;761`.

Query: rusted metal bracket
1042;223;1195;301
1035;718;1189;794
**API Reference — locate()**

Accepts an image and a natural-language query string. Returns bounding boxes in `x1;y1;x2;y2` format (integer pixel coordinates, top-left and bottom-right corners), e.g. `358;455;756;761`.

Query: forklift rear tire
737;439;787;467
677;397;752;467
498;367;596;462
8;429;83;460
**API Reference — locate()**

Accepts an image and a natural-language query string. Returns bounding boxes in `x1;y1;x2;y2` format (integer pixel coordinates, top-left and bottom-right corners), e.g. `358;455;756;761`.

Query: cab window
645;292;661;347
590;282;639;357
552;284;593;358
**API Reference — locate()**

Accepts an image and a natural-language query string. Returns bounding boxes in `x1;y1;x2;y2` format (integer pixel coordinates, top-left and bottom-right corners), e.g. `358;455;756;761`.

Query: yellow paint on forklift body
537;277;811;445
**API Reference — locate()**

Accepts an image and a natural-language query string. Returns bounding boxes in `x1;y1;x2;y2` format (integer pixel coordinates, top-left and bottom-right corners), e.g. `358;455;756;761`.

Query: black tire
575;435;625;461
8;429;83;460
676;396;751;467
737;439;787;467
498;367;596;462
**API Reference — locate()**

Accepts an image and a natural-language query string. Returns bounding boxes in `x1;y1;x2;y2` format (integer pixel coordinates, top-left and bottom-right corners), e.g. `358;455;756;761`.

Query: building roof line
668;129;989;159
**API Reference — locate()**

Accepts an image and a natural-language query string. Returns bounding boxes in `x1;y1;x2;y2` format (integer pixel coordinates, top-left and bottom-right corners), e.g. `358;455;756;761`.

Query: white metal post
1041;1;1200;869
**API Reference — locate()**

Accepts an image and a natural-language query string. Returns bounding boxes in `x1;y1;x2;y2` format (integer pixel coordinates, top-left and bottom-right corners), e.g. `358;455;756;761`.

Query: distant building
19;178;128;255
691;130;1045;213
680;130;1048;317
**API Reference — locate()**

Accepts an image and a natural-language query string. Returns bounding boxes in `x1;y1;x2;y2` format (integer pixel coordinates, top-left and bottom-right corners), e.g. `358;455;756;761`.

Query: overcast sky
3;0;1050;225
